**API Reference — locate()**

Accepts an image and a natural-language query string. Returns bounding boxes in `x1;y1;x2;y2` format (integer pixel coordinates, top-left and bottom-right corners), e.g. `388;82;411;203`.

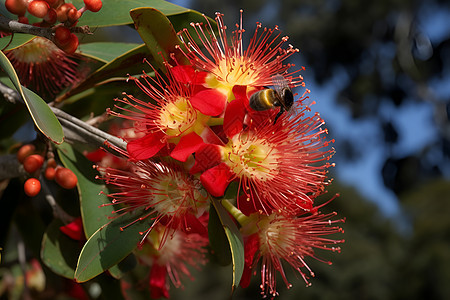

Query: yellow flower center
206;57;259;101
151;172;208;217
258;215;293;256
223;133;279;181
159;96;208;137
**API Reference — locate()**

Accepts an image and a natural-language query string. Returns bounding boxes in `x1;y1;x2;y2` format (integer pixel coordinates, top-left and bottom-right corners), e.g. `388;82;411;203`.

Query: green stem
207;117;224;126
221;199;251;227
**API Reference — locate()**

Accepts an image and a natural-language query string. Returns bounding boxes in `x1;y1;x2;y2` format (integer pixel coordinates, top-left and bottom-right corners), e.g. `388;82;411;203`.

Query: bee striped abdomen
249;89;277;111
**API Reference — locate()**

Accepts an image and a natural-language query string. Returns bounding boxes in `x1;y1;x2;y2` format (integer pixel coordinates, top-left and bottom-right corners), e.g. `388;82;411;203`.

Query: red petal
200;163;233;197
170;65;208;85
60;217;84;241
180;214;208;238
127;132;166;160
223;97;246;138
237;193;273;216
190;144;222;174
240;233;260;289
84;148;106;162
190;89;227;116
170;65;196;84
149;264;169;299
232;85;247;101
170;132;205;162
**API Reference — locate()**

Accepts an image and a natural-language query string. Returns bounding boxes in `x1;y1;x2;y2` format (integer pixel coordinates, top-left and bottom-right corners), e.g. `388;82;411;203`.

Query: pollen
150;172;207;217
159;96;197;136
224;133;280;181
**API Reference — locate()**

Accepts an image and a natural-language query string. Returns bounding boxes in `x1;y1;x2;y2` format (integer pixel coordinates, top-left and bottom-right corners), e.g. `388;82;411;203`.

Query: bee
249;75;295;123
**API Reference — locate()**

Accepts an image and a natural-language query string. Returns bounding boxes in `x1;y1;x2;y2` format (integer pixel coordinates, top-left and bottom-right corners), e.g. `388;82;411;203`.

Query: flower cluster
100;11;344;298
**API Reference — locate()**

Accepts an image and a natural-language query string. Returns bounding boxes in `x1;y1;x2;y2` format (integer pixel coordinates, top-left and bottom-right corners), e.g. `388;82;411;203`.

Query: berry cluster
4;0;103;53
17;144;78;197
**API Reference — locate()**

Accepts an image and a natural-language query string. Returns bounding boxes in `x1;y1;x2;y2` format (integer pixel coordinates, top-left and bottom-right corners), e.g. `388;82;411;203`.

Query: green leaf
208;204;232;266
41;219;80;279
0;51;64;144
78;42;142;63
74;209;153;282
57;44;154;102
130;7;189;71
0;34;34;51
210;199;245;293
73;0;189;27
56;143;114;238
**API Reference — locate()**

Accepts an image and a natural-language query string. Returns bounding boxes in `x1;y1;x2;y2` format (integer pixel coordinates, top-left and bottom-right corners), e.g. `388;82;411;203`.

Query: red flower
109;63;219;161
5;37;80;98
97;159;210;245
240;200;345;297
137;224;209;299
177;11;304;101
194;100;335;215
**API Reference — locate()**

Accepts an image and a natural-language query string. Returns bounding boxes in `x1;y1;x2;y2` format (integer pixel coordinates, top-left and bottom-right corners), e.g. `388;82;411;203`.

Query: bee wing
271;74;291;110
271;74;291;94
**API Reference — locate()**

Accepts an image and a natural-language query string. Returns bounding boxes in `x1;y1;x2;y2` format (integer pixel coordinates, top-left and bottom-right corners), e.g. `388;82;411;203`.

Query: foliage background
0;0;449;299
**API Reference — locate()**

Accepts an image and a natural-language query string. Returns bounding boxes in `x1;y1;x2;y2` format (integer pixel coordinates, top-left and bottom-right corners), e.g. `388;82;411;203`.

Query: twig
0;81;127;156
40;176;75;225
0;15;53;40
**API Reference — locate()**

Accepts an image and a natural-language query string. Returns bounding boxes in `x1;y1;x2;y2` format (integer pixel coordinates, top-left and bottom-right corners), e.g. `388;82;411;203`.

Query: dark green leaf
0;51;64;144
130;7;189;71
74;0;189;27
78;42;142;63
56;143;113;238
41;219;81;279
0;34;34;51
208;204;232;266
210;199;245;293
57;44;154;102
74;209;153;282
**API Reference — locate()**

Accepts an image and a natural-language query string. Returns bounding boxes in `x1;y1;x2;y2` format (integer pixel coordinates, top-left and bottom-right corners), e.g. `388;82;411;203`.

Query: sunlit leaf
210;199;244;293
0;51;64;144
130;7;189;71
74;209;153;282
56;143;113;238
73;0;189;27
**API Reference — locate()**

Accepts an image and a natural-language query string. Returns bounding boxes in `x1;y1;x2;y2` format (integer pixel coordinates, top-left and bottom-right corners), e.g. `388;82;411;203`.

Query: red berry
44;166;56;180
28;0;50;18
23;154;45;173
47;158;57;168
18;16;29;24
17;144;36;163
43;8;57;24
55;167;78;189
24;178;41;197
5;0;28;16
83;0;102;13
59;33;79;54
56;3;76;22
54;26;71;46
44;0;59;7
67;8;81;23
